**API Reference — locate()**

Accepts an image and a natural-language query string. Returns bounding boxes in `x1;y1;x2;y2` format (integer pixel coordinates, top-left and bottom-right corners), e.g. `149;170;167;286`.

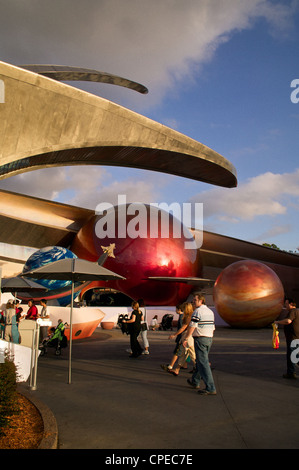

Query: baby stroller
39;319;68;356
159;314;174;331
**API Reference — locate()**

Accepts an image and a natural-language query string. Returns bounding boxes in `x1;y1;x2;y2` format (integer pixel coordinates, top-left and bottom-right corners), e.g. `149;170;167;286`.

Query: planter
17;385;58;449
101;322;115;330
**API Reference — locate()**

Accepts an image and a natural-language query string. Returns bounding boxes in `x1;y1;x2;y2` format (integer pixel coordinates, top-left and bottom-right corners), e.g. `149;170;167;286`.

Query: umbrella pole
68;279;74;384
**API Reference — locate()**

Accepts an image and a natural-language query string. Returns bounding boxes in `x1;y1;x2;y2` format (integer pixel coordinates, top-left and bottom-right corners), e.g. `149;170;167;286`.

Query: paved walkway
26;326;299;451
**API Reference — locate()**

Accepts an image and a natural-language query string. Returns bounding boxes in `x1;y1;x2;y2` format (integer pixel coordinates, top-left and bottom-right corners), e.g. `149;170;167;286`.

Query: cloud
0;0;297;110
0;165;165;209
252;224;293;244
0;167;70;201
65;169;166;209
189;169;299;223
0;0;298;211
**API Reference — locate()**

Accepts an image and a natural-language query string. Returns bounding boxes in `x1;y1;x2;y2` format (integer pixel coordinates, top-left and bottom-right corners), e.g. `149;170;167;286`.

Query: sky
1;0;299;252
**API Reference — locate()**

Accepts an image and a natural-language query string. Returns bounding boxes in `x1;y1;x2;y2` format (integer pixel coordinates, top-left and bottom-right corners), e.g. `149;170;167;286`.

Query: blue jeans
192;336;216;392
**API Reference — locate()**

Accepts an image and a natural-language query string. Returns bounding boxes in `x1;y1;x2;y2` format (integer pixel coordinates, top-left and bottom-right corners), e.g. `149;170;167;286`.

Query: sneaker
197;389;217;395
161;364;171;371
142;350;150;355
187;378;200;389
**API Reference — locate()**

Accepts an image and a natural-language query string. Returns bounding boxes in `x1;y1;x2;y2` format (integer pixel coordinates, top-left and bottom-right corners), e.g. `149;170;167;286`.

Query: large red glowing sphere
213;260;284;328
71;204;200;305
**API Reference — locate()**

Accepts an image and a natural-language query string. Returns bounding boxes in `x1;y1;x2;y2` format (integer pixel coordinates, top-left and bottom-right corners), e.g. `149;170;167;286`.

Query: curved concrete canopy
18;65;149;94
0;61;237;187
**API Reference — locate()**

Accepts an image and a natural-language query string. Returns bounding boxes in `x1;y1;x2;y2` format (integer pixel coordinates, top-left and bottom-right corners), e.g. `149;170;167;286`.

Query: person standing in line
275;299;299;379
123;301;144;358
13;299;23;320
11;300;22;344
0;309;6;339
26;299;38;320
39;298;50;343
183;293;216;395
4;299;15;342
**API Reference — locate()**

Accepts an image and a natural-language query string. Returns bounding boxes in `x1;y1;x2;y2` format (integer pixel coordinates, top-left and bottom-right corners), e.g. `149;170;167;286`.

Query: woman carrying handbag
123;301;144;358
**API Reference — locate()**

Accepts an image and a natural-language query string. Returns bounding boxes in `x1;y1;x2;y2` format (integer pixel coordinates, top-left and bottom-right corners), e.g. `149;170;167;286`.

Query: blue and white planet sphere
22;246;78;305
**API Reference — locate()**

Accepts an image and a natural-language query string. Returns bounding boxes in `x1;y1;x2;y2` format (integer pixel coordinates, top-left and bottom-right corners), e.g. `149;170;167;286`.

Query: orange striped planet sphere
213;260;285;328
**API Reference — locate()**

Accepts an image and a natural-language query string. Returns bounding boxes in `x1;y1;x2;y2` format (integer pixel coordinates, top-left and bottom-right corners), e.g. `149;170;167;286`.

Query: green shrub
0;353;20;434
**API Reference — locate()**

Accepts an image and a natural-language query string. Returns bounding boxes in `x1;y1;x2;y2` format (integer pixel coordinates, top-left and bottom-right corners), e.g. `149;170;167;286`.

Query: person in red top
26;299;38;320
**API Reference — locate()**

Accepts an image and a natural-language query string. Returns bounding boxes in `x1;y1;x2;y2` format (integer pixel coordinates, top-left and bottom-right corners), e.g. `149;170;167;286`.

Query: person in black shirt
123;301;144;358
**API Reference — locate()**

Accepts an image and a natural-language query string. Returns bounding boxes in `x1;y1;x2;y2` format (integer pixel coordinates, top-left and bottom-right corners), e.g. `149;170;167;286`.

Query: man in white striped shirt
183;293;216;395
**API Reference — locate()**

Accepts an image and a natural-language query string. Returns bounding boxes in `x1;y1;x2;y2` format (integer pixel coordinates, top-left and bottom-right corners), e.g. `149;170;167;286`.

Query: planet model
22;246;79;306
213;259;285;328
71;204;200;305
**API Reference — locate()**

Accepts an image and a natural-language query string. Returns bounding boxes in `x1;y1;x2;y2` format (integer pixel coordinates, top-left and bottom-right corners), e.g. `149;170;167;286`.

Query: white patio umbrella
22;257;125;384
